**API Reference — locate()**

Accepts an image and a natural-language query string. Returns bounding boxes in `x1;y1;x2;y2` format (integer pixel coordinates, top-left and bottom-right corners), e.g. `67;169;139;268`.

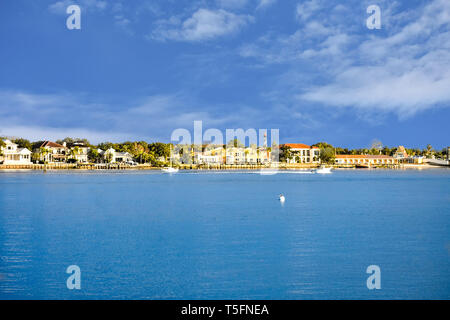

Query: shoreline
0;163;448;172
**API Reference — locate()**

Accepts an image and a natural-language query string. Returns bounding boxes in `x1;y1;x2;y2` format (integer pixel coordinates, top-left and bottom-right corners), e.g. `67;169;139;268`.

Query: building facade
393;146;408;160
37;141;68;163
0;139;32;164
104;148;134;163
335;155;397;166
69;141;90;163
281;143;320;164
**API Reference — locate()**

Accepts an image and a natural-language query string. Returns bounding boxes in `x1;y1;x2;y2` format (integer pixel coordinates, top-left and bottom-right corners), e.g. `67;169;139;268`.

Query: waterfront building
68;141;90;163
226;146;245;164
37;141;68;163
335;155;397;166
281;143;320;164
195;146;224;164
193;145;271;165
0;139;32;164
393;146;408;160
104;148;133;163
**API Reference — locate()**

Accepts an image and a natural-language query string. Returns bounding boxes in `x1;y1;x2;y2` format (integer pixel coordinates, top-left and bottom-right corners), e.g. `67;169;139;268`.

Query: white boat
315;166;332;174
162;167;179;173
279;194;286;202
161;145;179;173
259;169;279;175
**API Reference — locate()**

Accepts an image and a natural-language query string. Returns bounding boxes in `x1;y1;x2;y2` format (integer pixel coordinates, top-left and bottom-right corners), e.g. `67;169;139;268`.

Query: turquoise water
0;169;449;299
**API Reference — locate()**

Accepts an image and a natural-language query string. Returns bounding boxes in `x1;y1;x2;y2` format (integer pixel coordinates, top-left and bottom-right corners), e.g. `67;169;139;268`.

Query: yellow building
335;155;397;166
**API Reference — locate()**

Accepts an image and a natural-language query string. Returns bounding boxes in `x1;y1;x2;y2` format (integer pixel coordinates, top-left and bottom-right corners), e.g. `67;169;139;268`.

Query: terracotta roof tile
283;143;312;149
40;141;66;149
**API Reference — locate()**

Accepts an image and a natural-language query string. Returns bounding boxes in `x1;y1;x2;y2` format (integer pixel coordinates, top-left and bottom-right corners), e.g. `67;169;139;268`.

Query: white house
1;139;32;164
69;141;90;163
104;148;133;163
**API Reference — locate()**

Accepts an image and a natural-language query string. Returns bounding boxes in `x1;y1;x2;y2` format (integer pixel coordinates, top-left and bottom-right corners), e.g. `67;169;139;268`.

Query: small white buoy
279;194;285;202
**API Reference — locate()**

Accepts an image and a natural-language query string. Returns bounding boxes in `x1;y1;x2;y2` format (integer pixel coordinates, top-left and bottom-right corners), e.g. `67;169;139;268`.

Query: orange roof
336;155;393;159
283;143;312;149
40;141;66;149
336;155;367;158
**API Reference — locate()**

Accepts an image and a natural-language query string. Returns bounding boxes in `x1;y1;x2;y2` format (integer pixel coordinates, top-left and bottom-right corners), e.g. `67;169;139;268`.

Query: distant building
195;146;224;164
104;148;133;163
225;146;246;164
393;146;408;159
405;156;424;164
190;145;271;165
281;143;320;164
69;141;90;163
0;139;32;164
335;155;397;166
37;141;68;163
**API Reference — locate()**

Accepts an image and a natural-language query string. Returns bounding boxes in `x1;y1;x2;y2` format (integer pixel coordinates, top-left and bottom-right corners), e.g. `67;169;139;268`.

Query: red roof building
280;143;320;164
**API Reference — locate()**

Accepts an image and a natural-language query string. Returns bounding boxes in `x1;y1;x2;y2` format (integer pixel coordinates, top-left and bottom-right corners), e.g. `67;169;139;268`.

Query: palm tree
69;147;80;162
39;147;50;164
0;138;5;158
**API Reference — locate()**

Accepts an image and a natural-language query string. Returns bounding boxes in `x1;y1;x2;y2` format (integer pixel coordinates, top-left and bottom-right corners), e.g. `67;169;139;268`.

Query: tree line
0;137;172;165
1;136;448;165
279;141;449;164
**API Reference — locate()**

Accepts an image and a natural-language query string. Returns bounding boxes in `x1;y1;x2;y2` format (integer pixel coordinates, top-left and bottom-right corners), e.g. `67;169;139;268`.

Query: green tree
279;145;293;163
105;151;113;163
227;139;244;148
39;147;50;164
88;148;102;163
69;146;80;161
319;147;336;164
13;138;32;150
148;142;171;160
0;138;5;157
312;142;334;149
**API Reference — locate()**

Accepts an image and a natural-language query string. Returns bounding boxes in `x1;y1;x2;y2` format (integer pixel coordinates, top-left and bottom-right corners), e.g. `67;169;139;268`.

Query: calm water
0;169;449;299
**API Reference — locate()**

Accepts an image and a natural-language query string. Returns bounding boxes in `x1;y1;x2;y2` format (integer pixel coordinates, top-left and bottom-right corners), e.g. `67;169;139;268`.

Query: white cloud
151;9;254;42
296;0;322;21
299;0;450;117
240;0;450;118
48;0;107;14
257;0;277;10
0;90;245;143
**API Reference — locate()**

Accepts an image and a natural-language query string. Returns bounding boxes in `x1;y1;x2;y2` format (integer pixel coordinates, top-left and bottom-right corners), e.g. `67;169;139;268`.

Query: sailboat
162;145;179;173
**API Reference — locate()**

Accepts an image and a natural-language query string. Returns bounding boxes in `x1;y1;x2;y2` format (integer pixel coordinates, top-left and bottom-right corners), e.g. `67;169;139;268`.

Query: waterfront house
393;146;408;160
68;141;90;163
0;139;32;164
37;141;68;163
335;155;397;166
225;146;246;164
104;148;133;163
281;143;320;164
195;146;224;164
243;147;271;164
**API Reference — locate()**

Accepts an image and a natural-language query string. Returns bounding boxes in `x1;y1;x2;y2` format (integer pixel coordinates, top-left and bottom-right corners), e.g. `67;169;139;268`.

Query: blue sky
0;0;449;149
